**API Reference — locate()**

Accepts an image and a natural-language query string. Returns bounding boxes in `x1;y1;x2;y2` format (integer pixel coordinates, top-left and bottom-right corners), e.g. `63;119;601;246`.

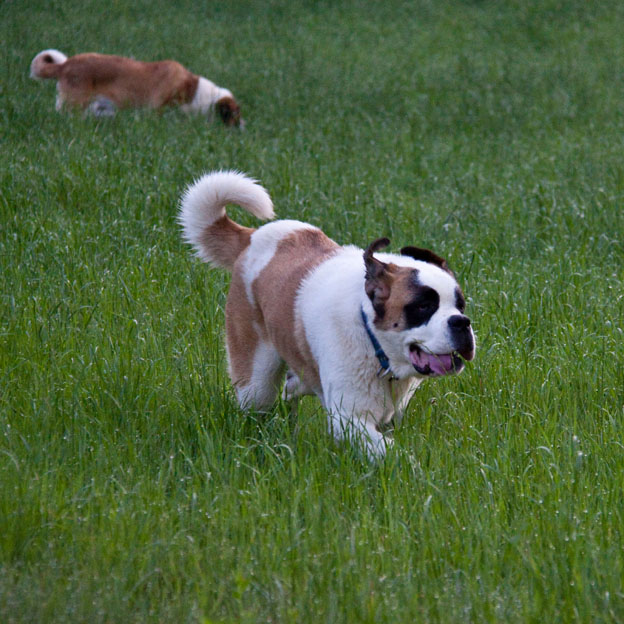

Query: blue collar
360;306;395;379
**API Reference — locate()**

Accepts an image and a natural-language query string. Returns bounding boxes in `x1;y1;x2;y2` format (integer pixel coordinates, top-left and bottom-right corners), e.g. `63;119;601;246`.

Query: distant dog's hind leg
55;84;65;111
87;96;117;117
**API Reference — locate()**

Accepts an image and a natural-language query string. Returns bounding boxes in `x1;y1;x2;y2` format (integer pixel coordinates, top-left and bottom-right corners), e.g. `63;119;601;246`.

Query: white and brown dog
30;49;242;126
179;172;475;458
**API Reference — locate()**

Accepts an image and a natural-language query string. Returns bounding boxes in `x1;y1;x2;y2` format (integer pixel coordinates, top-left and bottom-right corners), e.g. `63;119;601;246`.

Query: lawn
1;0;623;621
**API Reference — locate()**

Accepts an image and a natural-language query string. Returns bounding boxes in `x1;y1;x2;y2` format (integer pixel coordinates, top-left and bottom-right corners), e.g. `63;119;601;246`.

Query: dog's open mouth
408;344;466;376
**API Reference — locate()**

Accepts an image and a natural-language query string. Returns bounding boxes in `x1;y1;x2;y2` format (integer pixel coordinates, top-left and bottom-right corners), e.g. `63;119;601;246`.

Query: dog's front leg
327;410;391;460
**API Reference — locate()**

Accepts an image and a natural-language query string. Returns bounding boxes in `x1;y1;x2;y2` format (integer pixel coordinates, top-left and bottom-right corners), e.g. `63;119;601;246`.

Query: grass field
1;0;624;621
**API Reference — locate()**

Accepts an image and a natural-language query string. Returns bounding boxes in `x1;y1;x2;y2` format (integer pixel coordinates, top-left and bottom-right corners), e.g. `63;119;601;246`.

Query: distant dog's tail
179;171;274;269
30;49;68;79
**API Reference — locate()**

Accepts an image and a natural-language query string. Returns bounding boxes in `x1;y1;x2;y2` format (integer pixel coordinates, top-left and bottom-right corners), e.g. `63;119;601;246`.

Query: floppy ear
400;246;451;272
363;238;392;311
216;96;242;127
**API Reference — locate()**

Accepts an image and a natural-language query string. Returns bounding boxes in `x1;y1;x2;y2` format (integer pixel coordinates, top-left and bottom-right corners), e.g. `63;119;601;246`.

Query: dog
30;49;243;126
179;171;475;458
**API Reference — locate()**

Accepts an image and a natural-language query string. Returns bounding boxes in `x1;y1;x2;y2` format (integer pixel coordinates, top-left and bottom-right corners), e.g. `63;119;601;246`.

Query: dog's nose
448;314;471;330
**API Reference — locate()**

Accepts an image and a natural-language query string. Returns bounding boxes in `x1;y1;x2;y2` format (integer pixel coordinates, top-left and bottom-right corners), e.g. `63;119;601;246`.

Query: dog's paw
329;413;392;461
87;96;117;118
362;431;393;461
281;370;299;401
282;370;314;401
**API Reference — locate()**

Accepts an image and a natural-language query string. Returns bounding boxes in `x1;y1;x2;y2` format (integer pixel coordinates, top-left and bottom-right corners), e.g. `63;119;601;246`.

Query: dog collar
360;307;396;380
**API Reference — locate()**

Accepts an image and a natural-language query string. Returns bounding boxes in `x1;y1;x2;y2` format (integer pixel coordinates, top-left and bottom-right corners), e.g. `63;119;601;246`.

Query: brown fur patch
245;228;339;392
163;73;199;107
55;54;197;109
201;216;254;270
225;270;261;388
370;265;418;331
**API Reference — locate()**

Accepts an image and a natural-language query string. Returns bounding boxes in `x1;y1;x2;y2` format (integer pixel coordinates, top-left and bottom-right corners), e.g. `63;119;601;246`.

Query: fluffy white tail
179;171;274;267
30;49;68;79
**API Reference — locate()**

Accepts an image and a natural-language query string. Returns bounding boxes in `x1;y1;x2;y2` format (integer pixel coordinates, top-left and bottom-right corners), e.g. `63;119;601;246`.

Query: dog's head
363;238;475;380
216;96;244;128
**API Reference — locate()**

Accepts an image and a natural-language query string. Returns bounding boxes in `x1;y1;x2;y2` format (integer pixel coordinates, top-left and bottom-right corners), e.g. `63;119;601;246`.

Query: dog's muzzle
408;314;475;377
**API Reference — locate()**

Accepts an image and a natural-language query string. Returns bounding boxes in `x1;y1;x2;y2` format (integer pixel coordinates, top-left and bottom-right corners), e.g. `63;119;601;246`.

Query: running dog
179;171;476;457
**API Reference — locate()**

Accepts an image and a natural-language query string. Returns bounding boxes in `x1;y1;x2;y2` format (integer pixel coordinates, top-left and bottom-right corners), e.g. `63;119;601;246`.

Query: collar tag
378;366;393;379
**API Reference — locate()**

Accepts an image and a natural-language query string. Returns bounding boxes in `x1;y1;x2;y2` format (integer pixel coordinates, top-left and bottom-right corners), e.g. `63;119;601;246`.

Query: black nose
448;314;471;330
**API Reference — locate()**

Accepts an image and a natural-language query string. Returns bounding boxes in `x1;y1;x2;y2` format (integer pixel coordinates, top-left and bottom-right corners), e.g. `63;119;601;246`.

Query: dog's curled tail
30;49;68;79
179;171;274;269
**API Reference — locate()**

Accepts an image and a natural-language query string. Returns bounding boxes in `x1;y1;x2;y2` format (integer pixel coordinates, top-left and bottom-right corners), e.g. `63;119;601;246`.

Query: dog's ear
364;238;392;311
216;96;242;127
400;246;451;272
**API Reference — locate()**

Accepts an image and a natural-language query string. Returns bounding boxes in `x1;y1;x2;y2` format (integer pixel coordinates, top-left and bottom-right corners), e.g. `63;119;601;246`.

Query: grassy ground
1;0;623;621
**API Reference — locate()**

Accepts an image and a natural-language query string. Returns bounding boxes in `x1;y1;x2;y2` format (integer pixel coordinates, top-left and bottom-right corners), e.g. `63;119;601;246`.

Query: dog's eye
404;288;440;327
405;300;434;315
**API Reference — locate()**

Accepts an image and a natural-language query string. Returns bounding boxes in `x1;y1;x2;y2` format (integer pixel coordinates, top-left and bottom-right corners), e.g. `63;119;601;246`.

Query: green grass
1;0;624;621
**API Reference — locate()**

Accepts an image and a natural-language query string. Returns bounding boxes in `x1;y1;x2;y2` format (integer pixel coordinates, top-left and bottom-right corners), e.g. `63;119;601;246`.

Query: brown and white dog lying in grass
179;171;476;459
30;49;243;126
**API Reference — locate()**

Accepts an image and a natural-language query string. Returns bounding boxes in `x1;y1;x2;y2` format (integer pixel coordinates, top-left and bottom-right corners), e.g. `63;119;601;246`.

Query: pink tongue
409;350;454;375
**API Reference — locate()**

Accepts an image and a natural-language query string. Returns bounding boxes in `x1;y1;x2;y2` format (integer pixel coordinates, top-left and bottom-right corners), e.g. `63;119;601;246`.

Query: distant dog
30;49;243;126
179;172;476;458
